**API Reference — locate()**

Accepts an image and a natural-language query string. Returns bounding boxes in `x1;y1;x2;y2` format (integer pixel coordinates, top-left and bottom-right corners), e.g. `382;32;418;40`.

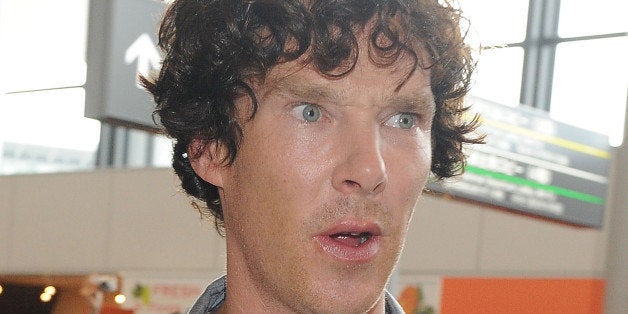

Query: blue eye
385;113;416;129
293;104;321;122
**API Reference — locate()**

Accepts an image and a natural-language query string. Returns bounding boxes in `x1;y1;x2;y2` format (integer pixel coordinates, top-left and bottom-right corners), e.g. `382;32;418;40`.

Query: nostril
344;180;361;189
339;177;386;195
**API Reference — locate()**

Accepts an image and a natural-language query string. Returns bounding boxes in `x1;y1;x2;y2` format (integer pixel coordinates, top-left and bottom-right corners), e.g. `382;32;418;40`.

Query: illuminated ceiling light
40;292;52;302
114;293;127;304
44;285;56;296
0;284;3;295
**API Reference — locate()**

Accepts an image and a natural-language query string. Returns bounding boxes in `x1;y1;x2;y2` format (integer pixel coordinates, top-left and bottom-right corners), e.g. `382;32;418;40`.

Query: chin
317;292;384;314
301;276;386;314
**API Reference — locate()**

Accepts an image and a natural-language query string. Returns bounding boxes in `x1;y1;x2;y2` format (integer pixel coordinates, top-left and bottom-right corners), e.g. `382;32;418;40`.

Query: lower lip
314;235;380;263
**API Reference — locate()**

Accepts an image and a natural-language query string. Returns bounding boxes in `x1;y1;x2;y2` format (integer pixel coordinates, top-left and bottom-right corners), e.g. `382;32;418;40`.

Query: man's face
214;41;434;313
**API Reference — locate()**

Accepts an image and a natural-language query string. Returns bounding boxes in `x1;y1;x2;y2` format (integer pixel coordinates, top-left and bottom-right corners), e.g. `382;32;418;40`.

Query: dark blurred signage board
428;96;611;228
85;0;166;130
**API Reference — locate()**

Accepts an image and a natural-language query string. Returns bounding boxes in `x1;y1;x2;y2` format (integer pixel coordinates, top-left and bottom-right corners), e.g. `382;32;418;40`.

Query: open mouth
314;223;381;262
330;232;373;247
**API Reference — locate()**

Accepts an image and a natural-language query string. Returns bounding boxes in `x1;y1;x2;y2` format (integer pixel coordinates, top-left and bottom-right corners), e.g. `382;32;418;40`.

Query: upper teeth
333;232;371;246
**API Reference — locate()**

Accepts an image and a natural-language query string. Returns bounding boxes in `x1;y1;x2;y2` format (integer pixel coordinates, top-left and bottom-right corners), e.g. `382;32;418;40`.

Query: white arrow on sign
125;33;161;88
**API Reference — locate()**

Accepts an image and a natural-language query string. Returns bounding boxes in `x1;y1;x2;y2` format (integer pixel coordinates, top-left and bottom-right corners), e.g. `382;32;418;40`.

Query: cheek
386;136;432;200
413;131;433;177
265;124;332;188
232;125;328;210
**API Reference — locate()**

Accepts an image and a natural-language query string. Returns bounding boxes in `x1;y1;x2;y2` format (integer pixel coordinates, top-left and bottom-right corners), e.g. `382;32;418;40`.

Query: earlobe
188;140;226;188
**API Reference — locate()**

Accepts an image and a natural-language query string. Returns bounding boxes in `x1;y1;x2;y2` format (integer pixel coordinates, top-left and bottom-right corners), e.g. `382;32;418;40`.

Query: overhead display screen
427;97;611;228
85;0;166;130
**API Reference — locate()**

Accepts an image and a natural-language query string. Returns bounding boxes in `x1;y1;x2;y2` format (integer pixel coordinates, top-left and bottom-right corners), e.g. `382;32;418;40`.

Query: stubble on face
216;24;432;313
221;161;416;312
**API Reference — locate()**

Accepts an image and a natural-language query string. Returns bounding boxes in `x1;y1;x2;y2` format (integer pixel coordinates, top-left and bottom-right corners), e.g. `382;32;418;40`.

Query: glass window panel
0;0;88;93
558;0;628;37
550;37;628;146
126;129;151;168
459;0;529;46
152;134;173;168
470;47;524;107
0;88;101;174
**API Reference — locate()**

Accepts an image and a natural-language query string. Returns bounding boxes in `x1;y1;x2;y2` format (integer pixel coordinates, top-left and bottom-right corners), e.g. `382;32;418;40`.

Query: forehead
256;48;432;104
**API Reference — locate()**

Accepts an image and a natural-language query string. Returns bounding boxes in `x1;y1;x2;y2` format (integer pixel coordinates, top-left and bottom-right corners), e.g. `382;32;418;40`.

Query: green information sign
428;97;610;228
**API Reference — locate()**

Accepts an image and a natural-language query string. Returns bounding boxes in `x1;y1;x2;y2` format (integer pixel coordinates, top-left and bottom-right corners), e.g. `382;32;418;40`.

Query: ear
188;139;227;188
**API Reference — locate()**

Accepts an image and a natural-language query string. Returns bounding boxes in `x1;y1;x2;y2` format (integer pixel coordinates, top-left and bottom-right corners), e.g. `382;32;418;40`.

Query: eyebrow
387;93;436;114
267;79;342;103
266;76;435;113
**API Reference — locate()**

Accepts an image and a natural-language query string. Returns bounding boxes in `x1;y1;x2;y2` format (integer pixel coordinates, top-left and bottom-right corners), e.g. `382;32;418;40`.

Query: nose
331;126;387;196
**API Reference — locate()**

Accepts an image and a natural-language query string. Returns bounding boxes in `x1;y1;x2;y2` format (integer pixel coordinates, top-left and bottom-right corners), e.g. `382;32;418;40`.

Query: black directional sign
85;0;166;130
428;96;611;228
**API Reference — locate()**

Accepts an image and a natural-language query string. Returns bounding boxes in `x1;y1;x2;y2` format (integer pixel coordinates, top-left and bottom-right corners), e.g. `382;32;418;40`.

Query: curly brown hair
142;0;483;231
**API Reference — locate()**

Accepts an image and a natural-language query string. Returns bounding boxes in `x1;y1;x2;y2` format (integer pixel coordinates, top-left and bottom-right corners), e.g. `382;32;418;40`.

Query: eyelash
291;103;324;123
289;102;426;130
384;112;421;130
